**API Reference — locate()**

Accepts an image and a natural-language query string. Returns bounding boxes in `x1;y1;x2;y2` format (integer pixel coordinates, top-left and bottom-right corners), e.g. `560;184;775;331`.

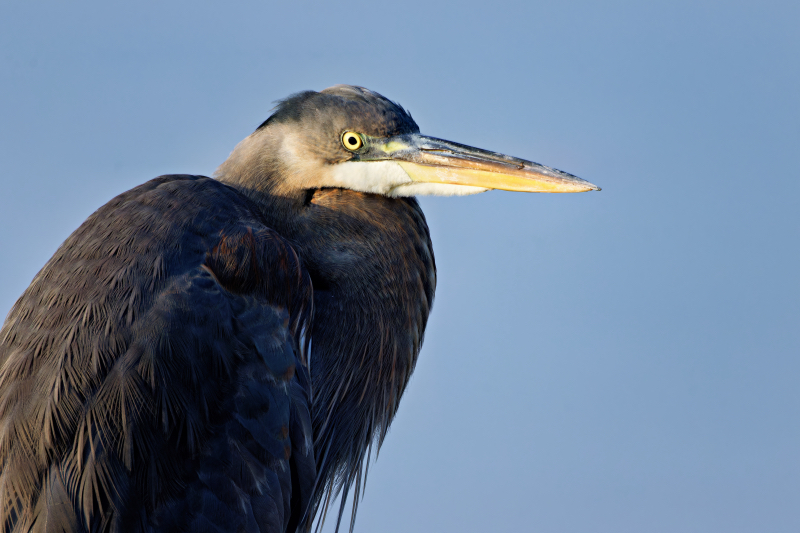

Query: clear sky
1;1;798;531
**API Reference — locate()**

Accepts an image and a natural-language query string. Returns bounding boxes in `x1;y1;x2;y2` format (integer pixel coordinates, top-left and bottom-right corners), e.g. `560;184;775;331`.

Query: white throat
327;161;487;197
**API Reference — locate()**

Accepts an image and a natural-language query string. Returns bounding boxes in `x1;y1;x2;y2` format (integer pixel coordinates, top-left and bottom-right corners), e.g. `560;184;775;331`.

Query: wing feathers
0;176;316;532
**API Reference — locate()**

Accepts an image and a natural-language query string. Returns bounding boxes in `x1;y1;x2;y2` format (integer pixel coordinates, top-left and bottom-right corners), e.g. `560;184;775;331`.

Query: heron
0;85;599;533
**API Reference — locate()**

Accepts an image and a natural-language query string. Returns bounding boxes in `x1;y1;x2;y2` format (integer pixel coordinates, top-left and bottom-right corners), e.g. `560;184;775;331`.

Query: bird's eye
341;131;363;151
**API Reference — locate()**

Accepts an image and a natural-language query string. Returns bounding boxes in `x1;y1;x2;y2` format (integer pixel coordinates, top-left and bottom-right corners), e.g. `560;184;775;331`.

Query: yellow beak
366;133;600;193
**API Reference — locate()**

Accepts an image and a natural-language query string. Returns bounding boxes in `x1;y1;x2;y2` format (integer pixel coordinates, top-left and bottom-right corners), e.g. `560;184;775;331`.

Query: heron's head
216;84;600;198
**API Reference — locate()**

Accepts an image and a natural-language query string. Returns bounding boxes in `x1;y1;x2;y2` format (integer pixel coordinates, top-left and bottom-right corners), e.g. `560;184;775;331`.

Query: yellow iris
341;131;363;151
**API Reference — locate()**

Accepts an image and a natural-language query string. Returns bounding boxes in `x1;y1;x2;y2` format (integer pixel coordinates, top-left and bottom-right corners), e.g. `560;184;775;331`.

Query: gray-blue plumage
1;176;315;532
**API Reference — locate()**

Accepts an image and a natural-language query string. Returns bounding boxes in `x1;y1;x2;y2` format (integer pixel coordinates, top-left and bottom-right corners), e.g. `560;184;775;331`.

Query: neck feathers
302;190;435;518
219;176;436;530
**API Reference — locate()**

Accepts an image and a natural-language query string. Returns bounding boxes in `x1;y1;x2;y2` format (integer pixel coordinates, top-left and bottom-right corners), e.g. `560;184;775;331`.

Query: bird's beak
362;133;600;193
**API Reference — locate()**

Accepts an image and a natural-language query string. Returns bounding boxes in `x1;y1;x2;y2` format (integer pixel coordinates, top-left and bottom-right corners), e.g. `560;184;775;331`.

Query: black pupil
348;136;357;146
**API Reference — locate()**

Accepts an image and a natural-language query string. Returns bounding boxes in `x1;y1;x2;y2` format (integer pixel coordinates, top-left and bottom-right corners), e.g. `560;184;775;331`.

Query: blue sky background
1;1;798;531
